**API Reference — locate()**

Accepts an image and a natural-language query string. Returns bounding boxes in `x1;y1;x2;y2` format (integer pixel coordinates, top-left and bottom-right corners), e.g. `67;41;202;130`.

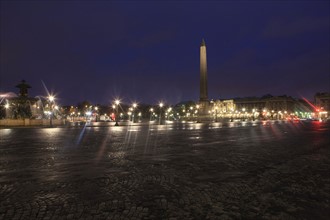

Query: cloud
263;16;329;38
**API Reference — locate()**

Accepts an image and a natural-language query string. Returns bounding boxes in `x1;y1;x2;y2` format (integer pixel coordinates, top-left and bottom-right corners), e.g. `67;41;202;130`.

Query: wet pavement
0;120;329;219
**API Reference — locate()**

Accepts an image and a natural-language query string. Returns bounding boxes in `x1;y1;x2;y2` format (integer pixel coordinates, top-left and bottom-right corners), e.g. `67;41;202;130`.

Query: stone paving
0;120;329;219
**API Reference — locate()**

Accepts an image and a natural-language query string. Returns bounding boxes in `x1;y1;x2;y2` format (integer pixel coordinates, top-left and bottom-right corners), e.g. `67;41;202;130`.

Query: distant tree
261;94;273;99
77;101;92;112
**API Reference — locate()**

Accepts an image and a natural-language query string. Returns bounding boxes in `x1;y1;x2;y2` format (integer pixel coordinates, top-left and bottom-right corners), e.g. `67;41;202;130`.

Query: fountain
34;95;47;119
0;80;65;126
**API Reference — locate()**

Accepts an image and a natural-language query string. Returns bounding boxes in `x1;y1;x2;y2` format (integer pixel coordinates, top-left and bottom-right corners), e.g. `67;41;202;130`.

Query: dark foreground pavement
0;120;329;219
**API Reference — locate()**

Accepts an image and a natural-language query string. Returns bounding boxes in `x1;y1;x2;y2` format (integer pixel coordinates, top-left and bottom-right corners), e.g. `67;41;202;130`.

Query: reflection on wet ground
0;120;329;219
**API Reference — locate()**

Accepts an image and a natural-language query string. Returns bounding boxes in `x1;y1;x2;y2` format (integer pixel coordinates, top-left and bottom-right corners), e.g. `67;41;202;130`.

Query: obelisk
199;39;209;114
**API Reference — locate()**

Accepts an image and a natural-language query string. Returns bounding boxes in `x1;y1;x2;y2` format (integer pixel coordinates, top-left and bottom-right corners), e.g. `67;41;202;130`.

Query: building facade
315;92;330;111
208;95;319;120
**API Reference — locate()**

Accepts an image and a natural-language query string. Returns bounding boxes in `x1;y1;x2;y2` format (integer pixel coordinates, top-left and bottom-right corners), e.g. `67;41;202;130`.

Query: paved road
0;120;329;219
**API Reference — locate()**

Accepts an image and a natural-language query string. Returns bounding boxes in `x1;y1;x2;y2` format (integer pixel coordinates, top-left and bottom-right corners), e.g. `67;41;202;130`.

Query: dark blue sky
1;1;329;105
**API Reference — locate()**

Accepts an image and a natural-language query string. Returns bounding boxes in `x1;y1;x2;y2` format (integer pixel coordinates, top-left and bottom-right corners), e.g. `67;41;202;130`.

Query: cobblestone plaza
1;121;329;219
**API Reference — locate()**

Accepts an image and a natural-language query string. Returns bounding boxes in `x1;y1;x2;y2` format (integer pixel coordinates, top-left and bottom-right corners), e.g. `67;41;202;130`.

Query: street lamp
132;102;137;122
94;106;99;121
196;104;201;122
48;95;55;126
166;107;172;121
242;108;246;121
114;99;120;126
49;95;54;102
159;102;164;124
215;106;218;122
149;108;154;121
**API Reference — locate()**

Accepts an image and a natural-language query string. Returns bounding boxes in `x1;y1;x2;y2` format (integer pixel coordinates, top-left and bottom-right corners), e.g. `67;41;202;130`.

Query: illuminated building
314;92;330;112
314;92;329;119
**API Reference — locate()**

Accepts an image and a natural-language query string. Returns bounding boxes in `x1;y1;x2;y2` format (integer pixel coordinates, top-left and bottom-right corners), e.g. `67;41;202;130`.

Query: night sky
1;1;329;105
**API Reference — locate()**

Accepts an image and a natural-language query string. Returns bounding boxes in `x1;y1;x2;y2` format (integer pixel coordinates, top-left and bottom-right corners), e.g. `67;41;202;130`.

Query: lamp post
159;102;164;125
195;104;200;122
189;106;193;121
128;108;133;121
132;102;137;123
167;107;172;121
94;106;98;122
215;106;218;122
242;108;246;121
149;108;154;121
114;99;120;126
48;95;54;126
